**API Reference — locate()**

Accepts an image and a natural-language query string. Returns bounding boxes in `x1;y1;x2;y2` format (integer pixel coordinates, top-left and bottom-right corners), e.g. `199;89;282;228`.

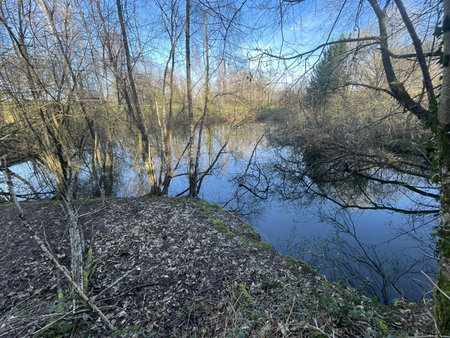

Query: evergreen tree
307;34;348;106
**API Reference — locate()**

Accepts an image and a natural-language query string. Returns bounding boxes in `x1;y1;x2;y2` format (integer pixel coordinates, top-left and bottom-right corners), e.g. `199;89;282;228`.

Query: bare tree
0;0;94;289
156;0;185;195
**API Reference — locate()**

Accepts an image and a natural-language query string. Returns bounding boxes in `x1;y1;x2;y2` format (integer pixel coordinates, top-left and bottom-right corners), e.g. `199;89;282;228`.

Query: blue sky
115;0;438;89
235;0;438;86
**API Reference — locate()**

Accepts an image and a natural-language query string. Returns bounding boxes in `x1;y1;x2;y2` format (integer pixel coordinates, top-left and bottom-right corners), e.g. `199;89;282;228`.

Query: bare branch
1;158;115;332
259;36;379;61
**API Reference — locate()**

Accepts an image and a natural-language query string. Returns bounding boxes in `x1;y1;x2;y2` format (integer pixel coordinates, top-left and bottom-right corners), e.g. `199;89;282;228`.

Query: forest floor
0;196;436;337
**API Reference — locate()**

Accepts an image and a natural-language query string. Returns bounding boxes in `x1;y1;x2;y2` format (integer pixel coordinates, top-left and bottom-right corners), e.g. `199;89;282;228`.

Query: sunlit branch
344;82;395;97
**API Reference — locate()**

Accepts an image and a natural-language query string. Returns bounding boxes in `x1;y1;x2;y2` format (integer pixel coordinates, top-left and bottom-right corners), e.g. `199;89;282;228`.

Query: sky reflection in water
3;123;437;303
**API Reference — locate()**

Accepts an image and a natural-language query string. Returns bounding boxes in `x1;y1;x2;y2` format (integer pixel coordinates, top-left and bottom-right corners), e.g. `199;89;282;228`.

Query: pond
2;122;438;304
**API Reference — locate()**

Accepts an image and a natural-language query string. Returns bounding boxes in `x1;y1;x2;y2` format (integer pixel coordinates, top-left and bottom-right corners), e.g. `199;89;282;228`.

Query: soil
0;196;436;337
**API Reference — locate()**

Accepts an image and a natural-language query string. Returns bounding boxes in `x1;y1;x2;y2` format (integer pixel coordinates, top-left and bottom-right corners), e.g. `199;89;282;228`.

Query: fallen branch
421;270;450;302
93;268;135;301
1;157;115;332
32;309;88;336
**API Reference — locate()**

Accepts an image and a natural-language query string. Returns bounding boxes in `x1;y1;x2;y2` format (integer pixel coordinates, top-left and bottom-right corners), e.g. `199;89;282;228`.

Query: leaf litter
0;196;435;336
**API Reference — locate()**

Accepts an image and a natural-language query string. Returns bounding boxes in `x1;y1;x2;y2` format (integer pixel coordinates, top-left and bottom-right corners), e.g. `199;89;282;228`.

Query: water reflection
175;123;437;303
1;122;437;303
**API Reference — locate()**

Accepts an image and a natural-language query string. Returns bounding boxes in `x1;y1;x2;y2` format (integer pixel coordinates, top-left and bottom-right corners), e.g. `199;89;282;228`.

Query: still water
3;123;438;303
166;123;437;303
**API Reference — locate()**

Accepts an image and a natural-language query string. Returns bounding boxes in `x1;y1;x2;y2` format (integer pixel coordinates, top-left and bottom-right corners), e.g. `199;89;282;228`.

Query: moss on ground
374;317;388;334
232;283;253;306
209;217;236;237
191;198;262;244
195;199;211;213
283;255;316;275
87;198;102;204
173;196;187;206
211;203;227;215
435;274;450;335
242;223;261;240
239;237;250;245
2;200;60;207
256;241;273;251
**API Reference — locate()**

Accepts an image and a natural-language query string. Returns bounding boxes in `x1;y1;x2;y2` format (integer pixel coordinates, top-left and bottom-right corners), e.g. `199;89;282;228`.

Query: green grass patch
148;196;158;203
239;237;250;245
45;200;60;205
209;216;236;237
256;241;272;250
242;223;261;240
374;317;388;334
211;203;227;215
173;196;187;205
87;198;102;204
195;198;211;213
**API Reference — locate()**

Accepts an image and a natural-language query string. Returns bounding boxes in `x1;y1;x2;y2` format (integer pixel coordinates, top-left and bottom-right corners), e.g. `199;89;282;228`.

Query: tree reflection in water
250;122;440;303
1;123;439;303
218;120;439;303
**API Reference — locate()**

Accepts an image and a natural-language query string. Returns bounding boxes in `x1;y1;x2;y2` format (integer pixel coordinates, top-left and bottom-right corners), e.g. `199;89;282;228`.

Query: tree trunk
185;0;196;197
161;14;179;195
436;1;450;334
392;0;435;103
67;202;84;290
367;0;430;124
111;0;159;194
162;46;176;195
193;9;210;195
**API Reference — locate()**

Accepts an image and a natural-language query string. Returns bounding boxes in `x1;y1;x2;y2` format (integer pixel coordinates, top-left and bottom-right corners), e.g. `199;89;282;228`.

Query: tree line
0;0;276;314
0;0;280;200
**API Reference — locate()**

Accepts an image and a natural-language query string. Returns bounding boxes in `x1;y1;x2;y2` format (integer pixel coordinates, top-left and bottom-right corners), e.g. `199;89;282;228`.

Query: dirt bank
0;196;434;336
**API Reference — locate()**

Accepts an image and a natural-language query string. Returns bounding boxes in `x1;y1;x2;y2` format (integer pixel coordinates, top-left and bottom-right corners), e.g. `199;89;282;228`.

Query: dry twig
1;158;115;332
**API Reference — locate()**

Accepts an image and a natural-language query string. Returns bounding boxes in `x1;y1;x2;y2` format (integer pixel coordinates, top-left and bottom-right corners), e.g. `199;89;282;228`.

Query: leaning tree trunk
436;0;450;334
114;0;159;194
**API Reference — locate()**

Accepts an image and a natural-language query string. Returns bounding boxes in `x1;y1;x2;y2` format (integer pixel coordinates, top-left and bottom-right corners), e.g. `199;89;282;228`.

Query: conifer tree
307;34;348;106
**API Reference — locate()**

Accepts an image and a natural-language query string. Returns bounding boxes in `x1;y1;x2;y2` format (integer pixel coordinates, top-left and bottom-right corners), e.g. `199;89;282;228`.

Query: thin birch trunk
66;194;84;291
193;9;210;195
185;0;196;197
162;35;178;195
